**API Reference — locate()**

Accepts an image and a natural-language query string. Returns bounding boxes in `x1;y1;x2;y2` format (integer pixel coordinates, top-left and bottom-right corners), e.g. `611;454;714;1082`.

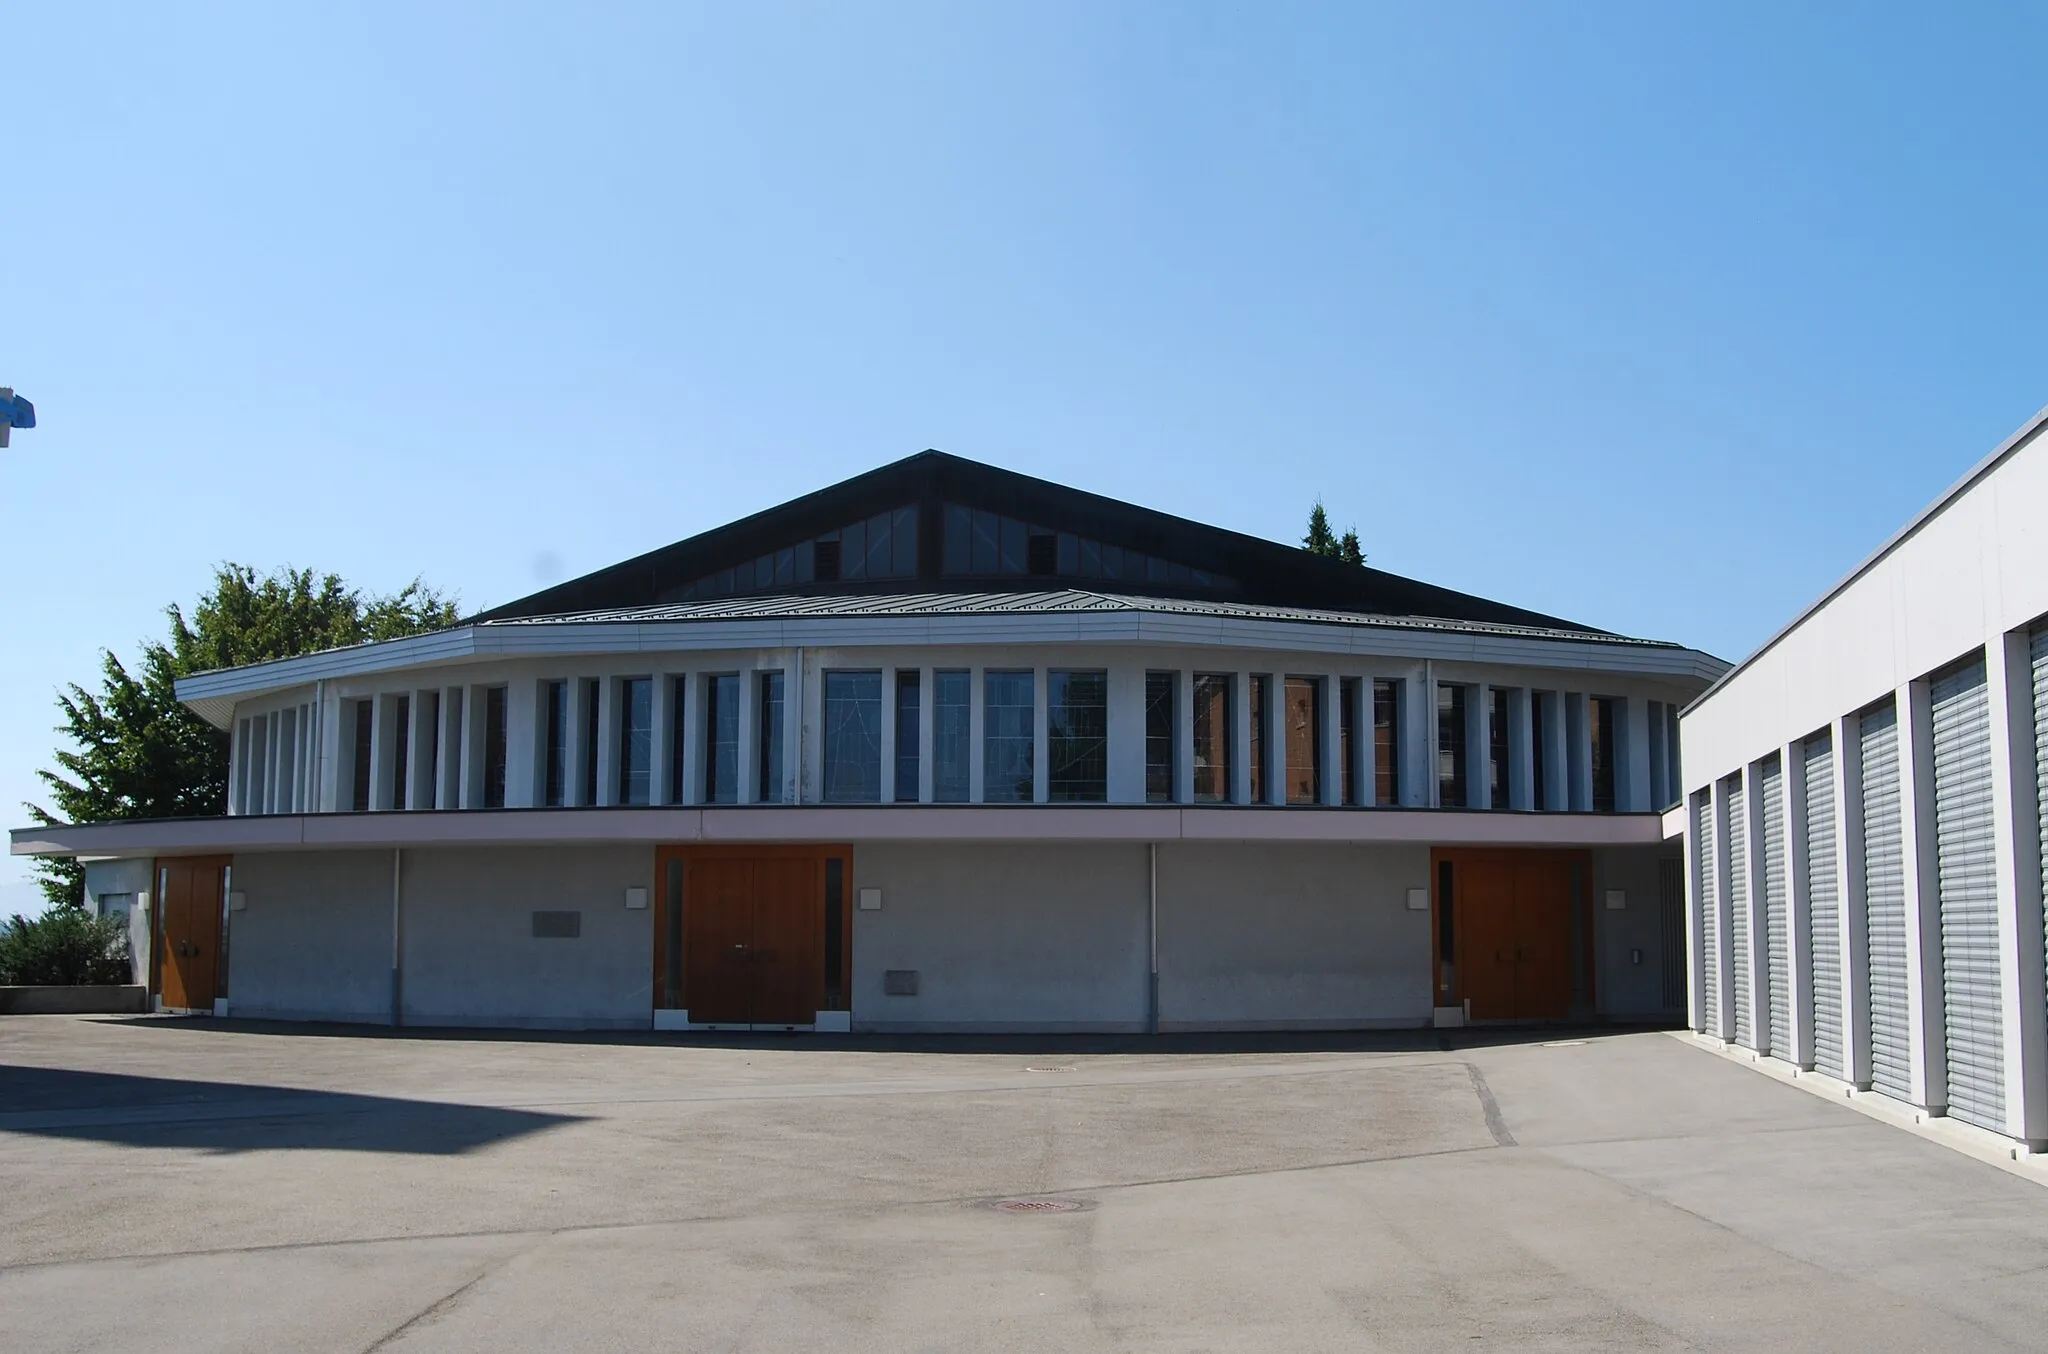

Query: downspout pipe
390;847;404;1029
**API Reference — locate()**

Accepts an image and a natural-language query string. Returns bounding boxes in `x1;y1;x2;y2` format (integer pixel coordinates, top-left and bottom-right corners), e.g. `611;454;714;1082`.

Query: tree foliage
1303;502;1366;566
27;566;459;908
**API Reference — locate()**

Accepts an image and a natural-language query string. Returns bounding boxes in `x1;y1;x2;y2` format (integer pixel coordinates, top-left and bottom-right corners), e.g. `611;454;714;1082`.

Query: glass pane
1490;687;1510;810
1145;672;1175;802
796;539;815;583
867;512;892;578
1375;679;1400;806
620;677;653;806
983;670;1034;802
706;674;739;804
1248;676;1267;804
775;547;795;586
1285;677;1320;804
1079;537;1101;578
1193;674;1231;803
757;671;785;803
754;554;773;590
823;671;884;802
971;510;999;573
943;504;972;575
1047;670;1107;802
669;677;687;803
999;517;1027;574
1437;683;1466;809
582;679;600;806
1056;532;1078;575
484;687;508;808
892;506;918;576
545;680;567;807
1101;545;1124;581
934;670;971;802
842;520;866;579
1591;696;1616;812
1341;678;1360;807
895;671;920;802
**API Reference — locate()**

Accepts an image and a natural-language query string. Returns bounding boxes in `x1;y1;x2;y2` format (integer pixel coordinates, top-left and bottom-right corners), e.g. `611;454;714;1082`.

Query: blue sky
5;3;2047;909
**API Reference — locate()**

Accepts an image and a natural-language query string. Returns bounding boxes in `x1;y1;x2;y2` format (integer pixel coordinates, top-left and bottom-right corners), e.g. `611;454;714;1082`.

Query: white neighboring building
1679;404;2048;1149
14;451;1722;1033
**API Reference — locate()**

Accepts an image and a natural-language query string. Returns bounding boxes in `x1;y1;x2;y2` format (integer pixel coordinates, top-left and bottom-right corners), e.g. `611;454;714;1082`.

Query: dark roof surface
480;588;1685;649
474;449;1606;634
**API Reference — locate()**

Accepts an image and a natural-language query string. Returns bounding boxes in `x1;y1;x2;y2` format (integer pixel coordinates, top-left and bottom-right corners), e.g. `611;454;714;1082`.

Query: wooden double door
655;847;850;1028
1440;850;1579;1021
157;856;229;1011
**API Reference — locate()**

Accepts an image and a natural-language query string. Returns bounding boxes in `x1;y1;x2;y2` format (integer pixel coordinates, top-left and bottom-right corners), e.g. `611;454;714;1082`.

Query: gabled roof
475;449;1607;634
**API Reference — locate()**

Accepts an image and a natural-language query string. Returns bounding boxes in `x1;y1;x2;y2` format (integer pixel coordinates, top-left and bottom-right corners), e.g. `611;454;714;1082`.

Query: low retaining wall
0;985;149;1015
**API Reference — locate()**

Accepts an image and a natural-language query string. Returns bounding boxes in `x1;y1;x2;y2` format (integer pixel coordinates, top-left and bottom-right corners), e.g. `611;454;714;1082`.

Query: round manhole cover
992;1198;1085;1214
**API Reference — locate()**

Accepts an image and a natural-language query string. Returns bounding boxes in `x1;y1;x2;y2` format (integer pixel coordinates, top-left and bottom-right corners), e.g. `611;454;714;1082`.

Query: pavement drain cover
993;1198;1085;1214
1026;1065;1078;1073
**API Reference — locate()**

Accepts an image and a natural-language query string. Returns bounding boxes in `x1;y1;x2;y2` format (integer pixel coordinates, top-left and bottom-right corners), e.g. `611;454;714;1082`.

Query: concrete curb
1667;1029;2048;1189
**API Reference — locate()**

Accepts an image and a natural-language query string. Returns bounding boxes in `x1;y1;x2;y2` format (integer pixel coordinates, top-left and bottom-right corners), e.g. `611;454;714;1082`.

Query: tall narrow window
823;671;883;802
1284;676;1321;805
1532;693;1550;811
1193;674;1232;803
544;680;568;807
581;678;601;806
620;677;653;805
1249;675;1269;804
1590;695;1617;812
1145;672;1176;802
482;686;508;808
1490;687;1510;810
1437;684;1467;809
757;671;785;803
1048;670;1108;801
983;670;1034;803
1374;679;1401;806
934;670;970;802
668;677;687;804
391;695;411;810
352;699;373;812
895;671;921;802
705;674;739;804
1340;677;1360;806
421;692;440;809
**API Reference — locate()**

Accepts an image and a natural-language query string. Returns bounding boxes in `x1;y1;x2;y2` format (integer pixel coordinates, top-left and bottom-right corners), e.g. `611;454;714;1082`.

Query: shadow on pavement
0;1064;583;1155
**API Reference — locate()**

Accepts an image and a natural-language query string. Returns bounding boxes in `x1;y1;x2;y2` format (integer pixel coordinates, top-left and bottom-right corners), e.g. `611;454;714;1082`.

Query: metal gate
1862;701;1911;1102
1728;773;1753;1049
1803;730;1844;1079
1761;754;1789;1058
1932;657;2002;1131
1696;790;1719;1034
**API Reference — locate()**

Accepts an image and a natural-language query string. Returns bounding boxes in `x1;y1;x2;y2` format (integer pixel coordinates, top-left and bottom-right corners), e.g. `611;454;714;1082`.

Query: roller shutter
1862;702;1911;1101
2034;629;2048;1019
1761;755;1789;1058
1932;658;2001;1131
1803;731;1844;1079
1728;774;1753;1049
1696;790;1719;1034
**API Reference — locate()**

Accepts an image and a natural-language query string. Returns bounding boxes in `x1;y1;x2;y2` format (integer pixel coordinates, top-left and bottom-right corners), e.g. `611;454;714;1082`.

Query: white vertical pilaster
1267;675;1288;806
1176;670;1197;804
1359;676;1380;808
681;674;707;804
367;696;393;812
1321;673;1344;807
1833;713;1872;1088
1229;672;1253;805
1542;691;1570;812
650;674;676;805
505;681;537;810
1104;663;1144;804
879;666;900;804
1742;759;1771;1055
1404;673;1431;808
967;666;986;803
1031;667;1049;804
1467;683;1491;811
1508;688;1535;811
1987;630;2048;1144
595;676;619;807
1567;692;1593;812
1781;740;1815;1069
1898;678;1947;1111
265;711;283;815
459;685;484;809
735;665;758;805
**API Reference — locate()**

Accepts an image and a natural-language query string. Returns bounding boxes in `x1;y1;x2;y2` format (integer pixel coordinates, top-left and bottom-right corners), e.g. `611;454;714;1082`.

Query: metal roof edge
1681;400;2048;716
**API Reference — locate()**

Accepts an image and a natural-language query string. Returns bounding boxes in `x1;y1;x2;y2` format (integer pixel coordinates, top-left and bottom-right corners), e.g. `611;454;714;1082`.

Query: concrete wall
1155;843;1431;1030
1592;845;1680;1018
228;852;394;1023
851;843;1150;1032
82;857;153;986
398;846;651;1029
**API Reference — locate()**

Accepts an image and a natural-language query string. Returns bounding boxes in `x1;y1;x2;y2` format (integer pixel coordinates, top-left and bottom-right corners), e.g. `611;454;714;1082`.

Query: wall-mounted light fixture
858;887;882;911
1405;887;1429;911
624;887;648;910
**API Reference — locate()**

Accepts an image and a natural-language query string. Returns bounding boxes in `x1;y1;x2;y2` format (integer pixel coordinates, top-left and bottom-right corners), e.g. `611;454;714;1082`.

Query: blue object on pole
4;394;32;428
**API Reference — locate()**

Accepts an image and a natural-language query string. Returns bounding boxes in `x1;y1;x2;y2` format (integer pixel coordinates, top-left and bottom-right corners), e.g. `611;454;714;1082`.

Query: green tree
1303;502;1365;566
27;565;459;908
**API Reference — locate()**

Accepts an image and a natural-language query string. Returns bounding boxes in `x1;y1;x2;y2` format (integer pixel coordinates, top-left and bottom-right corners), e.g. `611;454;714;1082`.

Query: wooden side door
1457;859;1519;1021
683;857;755;1024
157;857;226;1011
750;856;823;1027
1512;860;1574;1020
